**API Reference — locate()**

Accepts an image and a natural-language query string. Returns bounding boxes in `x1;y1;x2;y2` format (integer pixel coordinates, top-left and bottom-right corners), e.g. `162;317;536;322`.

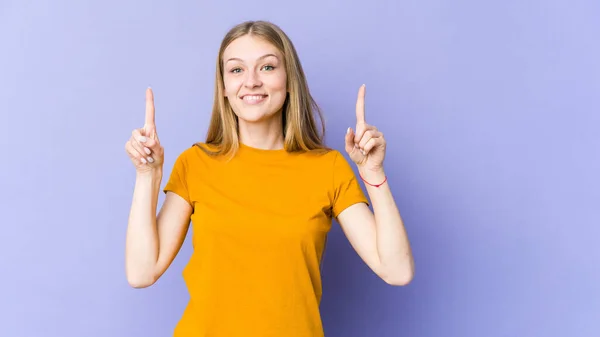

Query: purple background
2;0;599;336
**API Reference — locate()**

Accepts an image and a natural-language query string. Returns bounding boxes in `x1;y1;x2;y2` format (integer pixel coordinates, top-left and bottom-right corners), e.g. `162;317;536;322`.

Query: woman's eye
262;65;275;71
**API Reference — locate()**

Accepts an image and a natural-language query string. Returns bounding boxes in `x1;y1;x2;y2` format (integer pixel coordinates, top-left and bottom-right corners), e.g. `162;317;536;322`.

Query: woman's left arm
336;84;414;286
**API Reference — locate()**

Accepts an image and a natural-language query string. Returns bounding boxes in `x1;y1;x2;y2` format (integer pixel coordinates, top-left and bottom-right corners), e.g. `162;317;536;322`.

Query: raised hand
125;88;164;173
344;84;387;172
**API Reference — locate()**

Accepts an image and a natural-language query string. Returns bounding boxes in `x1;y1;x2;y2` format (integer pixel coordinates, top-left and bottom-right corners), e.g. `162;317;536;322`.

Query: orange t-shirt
163;143;368;336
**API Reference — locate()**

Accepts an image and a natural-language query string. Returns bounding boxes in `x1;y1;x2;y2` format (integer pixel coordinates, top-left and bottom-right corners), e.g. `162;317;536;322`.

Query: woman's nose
243;71;262;88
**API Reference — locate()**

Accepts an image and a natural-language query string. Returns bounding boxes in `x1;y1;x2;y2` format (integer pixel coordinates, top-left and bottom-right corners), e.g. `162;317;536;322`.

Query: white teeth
243;95;266;101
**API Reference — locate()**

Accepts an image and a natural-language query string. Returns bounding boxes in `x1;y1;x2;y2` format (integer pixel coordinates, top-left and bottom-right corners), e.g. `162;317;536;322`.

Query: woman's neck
237;113;284;150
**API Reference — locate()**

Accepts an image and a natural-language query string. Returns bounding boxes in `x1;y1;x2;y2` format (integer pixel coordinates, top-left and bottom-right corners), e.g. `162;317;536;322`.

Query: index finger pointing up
355;84;366;124
145;87;155;127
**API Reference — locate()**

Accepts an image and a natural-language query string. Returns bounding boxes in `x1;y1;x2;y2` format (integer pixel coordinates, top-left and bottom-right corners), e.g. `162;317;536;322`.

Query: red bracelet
359;173;388;187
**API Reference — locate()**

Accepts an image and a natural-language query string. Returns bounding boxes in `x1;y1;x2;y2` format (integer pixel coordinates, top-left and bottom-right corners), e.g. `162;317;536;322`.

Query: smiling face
203;21;327;157
222;35;288;125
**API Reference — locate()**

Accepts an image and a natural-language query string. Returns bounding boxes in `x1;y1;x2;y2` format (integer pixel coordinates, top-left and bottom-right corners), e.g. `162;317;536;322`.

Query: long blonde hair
198;20;329;157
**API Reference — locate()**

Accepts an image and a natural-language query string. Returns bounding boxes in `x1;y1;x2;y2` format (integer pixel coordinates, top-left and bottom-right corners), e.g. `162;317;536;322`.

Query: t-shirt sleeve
163;151;192;206
331;151;369;218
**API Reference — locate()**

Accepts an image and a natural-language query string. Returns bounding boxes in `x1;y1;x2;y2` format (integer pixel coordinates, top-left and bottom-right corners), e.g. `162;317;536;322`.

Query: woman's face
222;35;288;124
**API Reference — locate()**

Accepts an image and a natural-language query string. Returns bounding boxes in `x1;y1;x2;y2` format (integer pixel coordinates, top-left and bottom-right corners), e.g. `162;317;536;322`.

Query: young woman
124;20;414;337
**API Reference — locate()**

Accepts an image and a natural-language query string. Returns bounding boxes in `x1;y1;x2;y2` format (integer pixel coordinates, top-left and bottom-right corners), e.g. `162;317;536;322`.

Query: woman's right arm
124;87;192;288
125;169;192;288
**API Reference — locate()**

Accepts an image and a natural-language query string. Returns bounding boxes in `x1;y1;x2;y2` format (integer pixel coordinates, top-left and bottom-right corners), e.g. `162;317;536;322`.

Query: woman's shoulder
191;142;219;154
297;147;348;168
170;142;217;164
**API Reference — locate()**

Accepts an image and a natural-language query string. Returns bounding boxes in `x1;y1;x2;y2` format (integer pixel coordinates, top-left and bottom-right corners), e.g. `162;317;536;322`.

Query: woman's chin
235;109;281;124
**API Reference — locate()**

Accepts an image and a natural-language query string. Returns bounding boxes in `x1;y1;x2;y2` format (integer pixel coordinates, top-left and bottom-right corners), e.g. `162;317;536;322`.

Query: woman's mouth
241;94;268;105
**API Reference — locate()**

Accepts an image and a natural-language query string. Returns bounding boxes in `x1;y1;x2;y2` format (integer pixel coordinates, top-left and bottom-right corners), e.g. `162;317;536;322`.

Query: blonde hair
197;20;329;157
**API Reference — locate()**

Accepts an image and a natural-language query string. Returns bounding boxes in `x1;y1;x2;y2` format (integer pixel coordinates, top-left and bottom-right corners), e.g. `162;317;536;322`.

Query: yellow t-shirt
163;143;368;337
